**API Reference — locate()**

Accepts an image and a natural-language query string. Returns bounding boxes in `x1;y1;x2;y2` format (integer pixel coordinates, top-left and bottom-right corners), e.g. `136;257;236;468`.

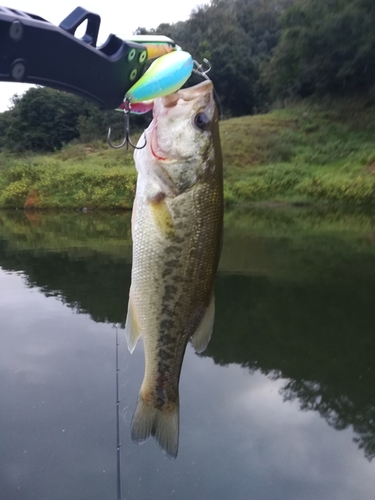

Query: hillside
0;97;375;209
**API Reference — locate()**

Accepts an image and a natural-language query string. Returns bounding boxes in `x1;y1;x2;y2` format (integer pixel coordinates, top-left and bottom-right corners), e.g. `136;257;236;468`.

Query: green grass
0;142;137;209
1;97;375;209
221;97;375;207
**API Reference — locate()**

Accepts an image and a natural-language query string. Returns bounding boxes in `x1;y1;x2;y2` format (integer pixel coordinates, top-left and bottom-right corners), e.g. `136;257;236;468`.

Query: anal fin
190;293;215;353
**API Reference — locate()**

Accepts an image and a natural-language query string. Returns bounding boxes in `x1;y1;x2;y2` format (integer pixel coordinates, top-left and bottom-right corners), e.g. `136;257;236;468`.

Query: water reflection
0;211;132;325
208;273;375;461
1;209;375;498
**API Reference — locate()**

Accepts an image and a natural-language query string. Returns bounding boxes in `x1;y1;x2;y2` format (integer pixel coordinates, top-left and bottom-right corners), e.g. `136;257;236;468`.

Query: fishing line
114;323;122;500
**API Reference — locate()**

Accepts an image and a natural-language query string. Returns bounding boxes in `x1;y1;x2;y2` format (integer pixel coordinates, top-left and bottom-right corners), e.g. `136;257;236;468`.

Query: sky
0;0;205;111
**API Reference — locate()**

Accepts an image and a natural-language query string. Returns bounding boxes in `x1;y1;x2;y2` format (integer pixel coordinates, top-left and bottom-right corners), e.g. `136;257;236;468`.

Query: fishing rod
0;6;211;149
0;5;183;109
114;323;122;500
0;6;150;109
0;6;192;110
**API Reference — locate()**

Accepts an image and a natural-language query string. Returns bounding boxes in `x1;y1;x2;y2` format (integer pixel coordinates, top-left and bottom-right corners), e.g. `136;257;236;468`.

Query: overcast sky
0;0;205;111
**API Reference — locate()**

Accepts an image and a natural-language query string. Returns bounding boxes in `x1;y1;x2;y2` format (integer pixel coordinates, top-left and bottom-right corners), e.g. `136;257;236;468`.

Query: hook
193;58;212;80
107;98;147;150
193;58;222;119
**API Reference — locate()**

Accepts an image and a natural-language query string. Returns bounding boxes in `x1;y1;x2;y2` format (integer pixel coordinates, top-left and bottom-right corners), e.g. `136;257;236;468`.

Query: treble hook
192;58;212;80
107;98;147;150
193;58;222;119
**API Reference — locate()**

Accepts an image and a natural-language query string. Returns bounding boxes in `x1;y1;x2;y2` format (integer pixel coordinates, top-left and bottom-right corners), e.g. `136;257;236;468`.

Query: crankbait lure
129;35;180;60
125;50;193;103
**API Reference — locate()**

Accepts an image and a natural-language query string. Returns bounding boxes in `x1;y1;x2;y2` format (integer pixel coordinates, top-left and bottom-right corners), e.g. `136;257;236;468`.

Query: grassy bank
1;97;375;209
221;96;375;207
0;143;137;209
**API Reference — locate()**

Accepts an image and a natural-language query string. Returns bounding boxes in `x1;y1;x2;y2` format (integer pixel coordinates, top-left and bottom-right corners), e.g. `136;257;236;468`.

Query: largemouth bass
126;80;223;459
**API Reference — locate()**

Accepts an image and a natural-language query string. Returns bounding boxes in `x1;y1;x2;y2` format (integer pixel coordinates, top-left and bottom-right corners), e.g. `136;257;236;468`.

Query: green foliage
3;87;93;152
298;175;375;204
220;98;375;206
0;85;150;154
0;144;136;209
264;0;375;98
0;110;13;149
141;0;375;109
1;93;375;210
230;165;307;201
148;0;288;115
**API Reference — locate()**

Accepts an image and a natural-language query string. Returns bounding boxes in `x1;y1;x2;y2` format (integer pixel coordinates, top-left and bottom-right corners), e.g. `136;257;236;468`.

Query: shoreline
1;99;375;209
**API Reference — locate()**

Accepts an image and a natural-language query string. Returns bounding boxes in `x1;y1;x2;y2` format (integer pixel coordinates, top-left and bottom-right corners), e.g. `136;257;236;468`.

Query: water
0;208;375;500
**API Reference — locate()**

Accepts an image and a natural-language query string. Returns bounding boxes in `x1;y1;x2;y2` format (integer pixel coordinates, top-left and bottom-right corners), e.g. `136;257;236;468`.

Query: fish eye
194;112;210;131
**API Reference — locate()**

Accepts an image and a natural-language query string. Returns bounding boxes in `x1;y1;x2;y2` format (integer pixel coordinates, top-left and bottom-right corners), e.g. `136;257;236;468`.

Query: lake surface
0;208;375;500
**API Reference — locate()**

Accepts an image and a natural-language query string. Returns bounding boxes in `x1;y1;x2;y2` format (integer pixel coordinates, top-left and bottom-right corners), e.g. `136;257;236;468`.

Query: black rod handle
0;6;148;108
59;6;100;47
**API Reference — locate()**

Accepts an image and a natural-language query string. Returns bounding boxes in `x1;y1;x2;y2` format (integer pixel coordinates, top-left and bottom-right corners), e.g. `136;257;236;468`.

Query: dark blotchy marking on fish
160;319;175;331
164;259;179;269
165;245;180;255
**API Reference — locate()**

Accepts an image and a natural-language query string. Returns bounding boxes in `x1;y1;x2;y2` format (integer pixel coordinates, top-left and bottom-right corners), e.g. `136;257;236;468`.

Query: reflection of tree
1;214;375;460
281;379;375;461
0;238;131;326
206;272;375;461
0;211;133;326
0;210;132;256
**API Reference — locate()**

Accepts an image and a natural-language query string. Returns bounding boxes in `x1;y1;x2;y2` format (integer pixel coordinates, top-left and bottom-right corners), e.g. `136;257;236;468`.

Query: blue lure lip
125;51;194;104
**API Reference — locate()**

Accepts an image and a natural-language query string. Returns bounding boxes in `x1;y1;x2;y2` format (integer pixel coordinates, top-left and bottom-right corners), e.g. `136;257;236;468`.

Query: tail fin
131;396;179;459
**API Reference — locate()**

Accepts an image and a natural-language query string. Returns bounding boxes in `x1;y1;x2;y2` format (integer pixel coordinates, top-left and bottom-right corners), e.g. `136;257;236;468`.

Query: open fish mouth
148;80;215;163
149;122;169;162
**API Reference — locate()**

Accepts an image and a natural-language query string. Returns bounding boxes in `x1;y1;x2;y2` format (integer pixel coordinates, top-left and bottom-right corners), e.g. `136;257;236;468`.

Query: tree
149;0;288;115
264;0;375;98
4;87;94;152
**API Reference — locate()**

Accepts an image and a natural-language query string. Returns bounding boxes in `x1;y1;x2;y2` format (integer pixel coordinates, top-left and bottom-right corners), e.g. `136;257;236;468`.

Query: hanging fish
125;50;193;104
125;80;223;459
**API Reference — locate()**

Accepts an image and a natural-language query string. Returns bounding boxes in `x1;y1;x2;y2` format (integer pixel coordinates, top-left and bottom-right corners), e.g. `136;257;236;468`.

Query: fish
125;80;223;459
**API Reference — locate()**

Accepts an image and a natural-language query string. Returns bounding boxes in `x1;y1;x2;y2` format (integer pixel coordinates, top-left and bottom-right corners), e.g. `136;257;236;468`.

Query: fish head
135;80;221;196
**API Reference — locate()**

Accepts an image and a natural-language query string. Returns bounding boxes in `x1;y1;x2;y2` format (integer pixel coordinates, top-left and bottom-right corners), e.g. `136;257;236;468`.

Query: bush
298;175;375;205
231;165;307;201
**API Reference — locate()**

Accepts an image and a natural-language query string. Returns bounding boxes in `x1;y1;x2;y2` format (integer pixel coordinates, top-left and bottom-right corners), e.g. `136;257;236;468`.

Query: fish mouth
149;122;169;162
148;81;215;163
161;80;213;107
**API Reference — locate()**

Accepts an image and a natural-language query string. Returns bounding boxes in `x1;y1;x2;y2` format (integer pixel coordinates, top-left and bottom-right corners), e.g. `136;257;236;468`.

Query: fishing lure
108;54;215;149
129;35;180;60
125;100;154;115
125;50;193;104
109;51;194;148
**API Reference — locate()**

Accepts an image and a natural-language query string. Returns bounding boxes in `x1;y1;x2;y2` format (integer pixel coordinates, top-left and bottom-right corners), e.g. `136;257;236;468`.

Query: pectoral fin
125;291;141;353
149;195;175;238
190;293;215;353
